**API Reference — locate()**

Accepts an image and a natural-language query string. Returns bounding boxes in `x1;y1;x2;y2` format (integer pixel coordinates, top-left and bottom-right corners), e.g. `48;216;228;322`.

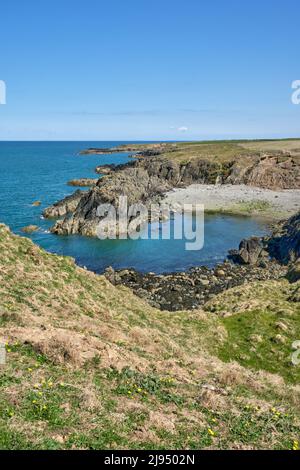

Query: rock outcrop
229;211;300;267
267;212;300;263
228;237;269;266
43;189;85;218
50;157;231;236
45;152;300;237
227;154;300;189
67;178;98;187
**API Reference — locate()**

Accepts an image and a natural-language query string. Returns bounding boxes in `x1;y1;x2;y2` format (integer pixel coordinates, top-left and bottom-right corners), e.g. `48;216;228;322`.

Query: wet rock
104;261;286;312
32;201;41;207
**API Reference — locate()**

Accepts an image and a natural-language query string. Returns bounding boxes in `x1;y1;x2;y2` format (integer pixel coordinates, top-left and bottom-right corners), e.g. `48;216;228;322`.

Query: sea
0;141;269;273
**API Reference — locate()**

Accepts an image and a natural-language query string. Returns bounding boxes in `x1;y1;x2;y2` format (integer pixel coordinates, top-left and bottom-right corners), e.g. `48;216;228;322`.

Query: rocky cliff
44;151;300;237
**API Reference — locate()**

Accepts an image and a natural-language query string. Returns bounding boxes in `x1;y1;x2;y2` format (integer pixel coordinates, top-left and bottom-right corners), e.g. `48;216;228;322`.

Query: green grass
1;225;300;450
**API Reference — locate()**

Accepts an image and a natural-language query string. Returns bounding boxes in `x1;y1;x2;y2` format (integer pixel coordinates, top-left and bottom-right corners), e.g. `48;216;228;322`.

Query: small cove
0;141;269;274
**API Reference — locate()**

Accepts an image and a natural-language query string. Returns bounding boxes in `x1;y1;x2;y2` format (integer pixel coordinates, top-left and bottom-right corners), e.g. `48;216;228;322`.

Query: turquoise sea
0;141;269;273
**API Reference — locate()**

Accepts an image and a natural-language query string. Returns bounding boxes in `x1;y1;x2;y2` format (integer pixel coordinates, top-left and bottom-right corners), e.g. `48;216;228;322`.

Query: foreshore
163;184;300;219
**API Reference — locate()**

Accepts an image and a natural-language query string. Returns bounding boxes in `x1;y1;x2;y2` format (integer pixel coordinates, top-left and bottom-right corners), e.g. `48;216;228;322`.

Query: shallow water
0;142;269;273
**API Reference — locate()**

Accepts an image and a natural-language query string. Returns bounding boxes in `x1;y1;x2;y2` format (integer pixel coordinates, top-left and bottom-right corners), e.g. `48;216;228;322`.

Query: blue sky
0;0;299;140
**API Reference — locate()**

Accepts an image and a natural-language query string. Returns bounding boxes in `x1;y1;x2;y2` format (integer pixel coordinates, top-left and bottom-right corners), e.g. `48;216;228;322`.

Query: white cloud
178;126;188;132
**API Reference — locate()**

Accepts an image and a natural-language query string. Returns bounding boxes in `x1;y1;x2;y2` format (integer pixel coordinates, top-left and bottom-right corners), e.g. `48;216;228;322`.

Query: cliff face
45;152;300;236
50;157;225;236
227;155;300;189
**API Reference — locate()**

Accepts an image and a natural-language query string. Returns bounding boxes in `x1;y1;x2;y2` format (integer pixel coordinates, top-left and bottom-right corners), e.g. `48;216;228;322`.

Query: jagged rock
228;211;300;268
43;190;85;219
229;237;267;265
226;154;300;189
48;150;300;238
49;157;236;236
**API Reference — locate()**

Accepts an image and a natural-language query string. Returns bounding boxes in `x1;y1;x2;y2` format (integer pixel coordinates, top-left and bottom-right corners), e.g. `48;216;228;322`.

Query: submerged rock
21;225;39;233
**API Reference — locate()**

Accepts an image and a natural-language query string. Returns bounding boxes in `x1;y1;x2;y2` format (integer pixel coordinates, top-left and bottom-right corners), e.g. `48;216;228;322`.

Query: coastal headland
44;139;300;237
1;140;300;449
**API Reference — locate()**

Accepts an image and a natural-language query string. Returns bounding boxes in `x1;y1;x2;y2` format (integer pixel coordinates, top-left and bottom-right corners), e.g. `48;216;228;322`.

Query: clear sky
0;0;299;141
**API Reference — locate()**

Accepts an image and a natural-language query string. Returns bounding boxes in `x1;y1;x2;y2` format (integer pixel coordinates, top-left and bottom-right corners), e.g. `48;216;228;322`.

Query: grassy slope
0;224;300;450
122;139;300;164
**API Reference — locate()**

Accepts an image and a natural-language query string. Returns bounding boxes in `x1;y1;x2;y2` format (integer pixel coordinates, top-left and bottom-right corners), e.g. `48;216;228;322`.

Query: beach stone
215;269;226;277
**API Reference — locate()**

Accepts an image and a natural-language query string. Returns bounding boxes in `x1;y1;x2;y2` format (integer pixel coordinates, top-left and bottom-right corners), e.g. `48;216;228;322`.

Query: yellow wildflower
292;440;299;451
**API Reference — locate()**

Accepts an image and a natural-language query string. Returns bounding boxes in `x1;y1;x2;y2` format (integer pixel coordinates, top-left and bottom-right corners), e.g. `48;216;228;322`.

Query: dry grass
0;224;300;450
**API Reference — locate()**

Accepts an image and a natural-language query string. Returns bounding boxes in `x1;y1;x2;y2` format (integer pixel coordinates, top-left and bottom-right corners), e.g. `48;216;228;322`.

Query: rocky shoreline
105;211;300;311
43;150;300;236
39;143;300;312
105;261;287;311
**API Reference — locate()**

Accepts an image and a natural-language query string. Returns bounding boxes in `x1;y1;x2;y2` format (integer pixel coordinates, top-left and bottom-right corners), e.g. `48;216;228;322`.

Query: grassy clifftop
0;224;300;450
121;139;300;164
